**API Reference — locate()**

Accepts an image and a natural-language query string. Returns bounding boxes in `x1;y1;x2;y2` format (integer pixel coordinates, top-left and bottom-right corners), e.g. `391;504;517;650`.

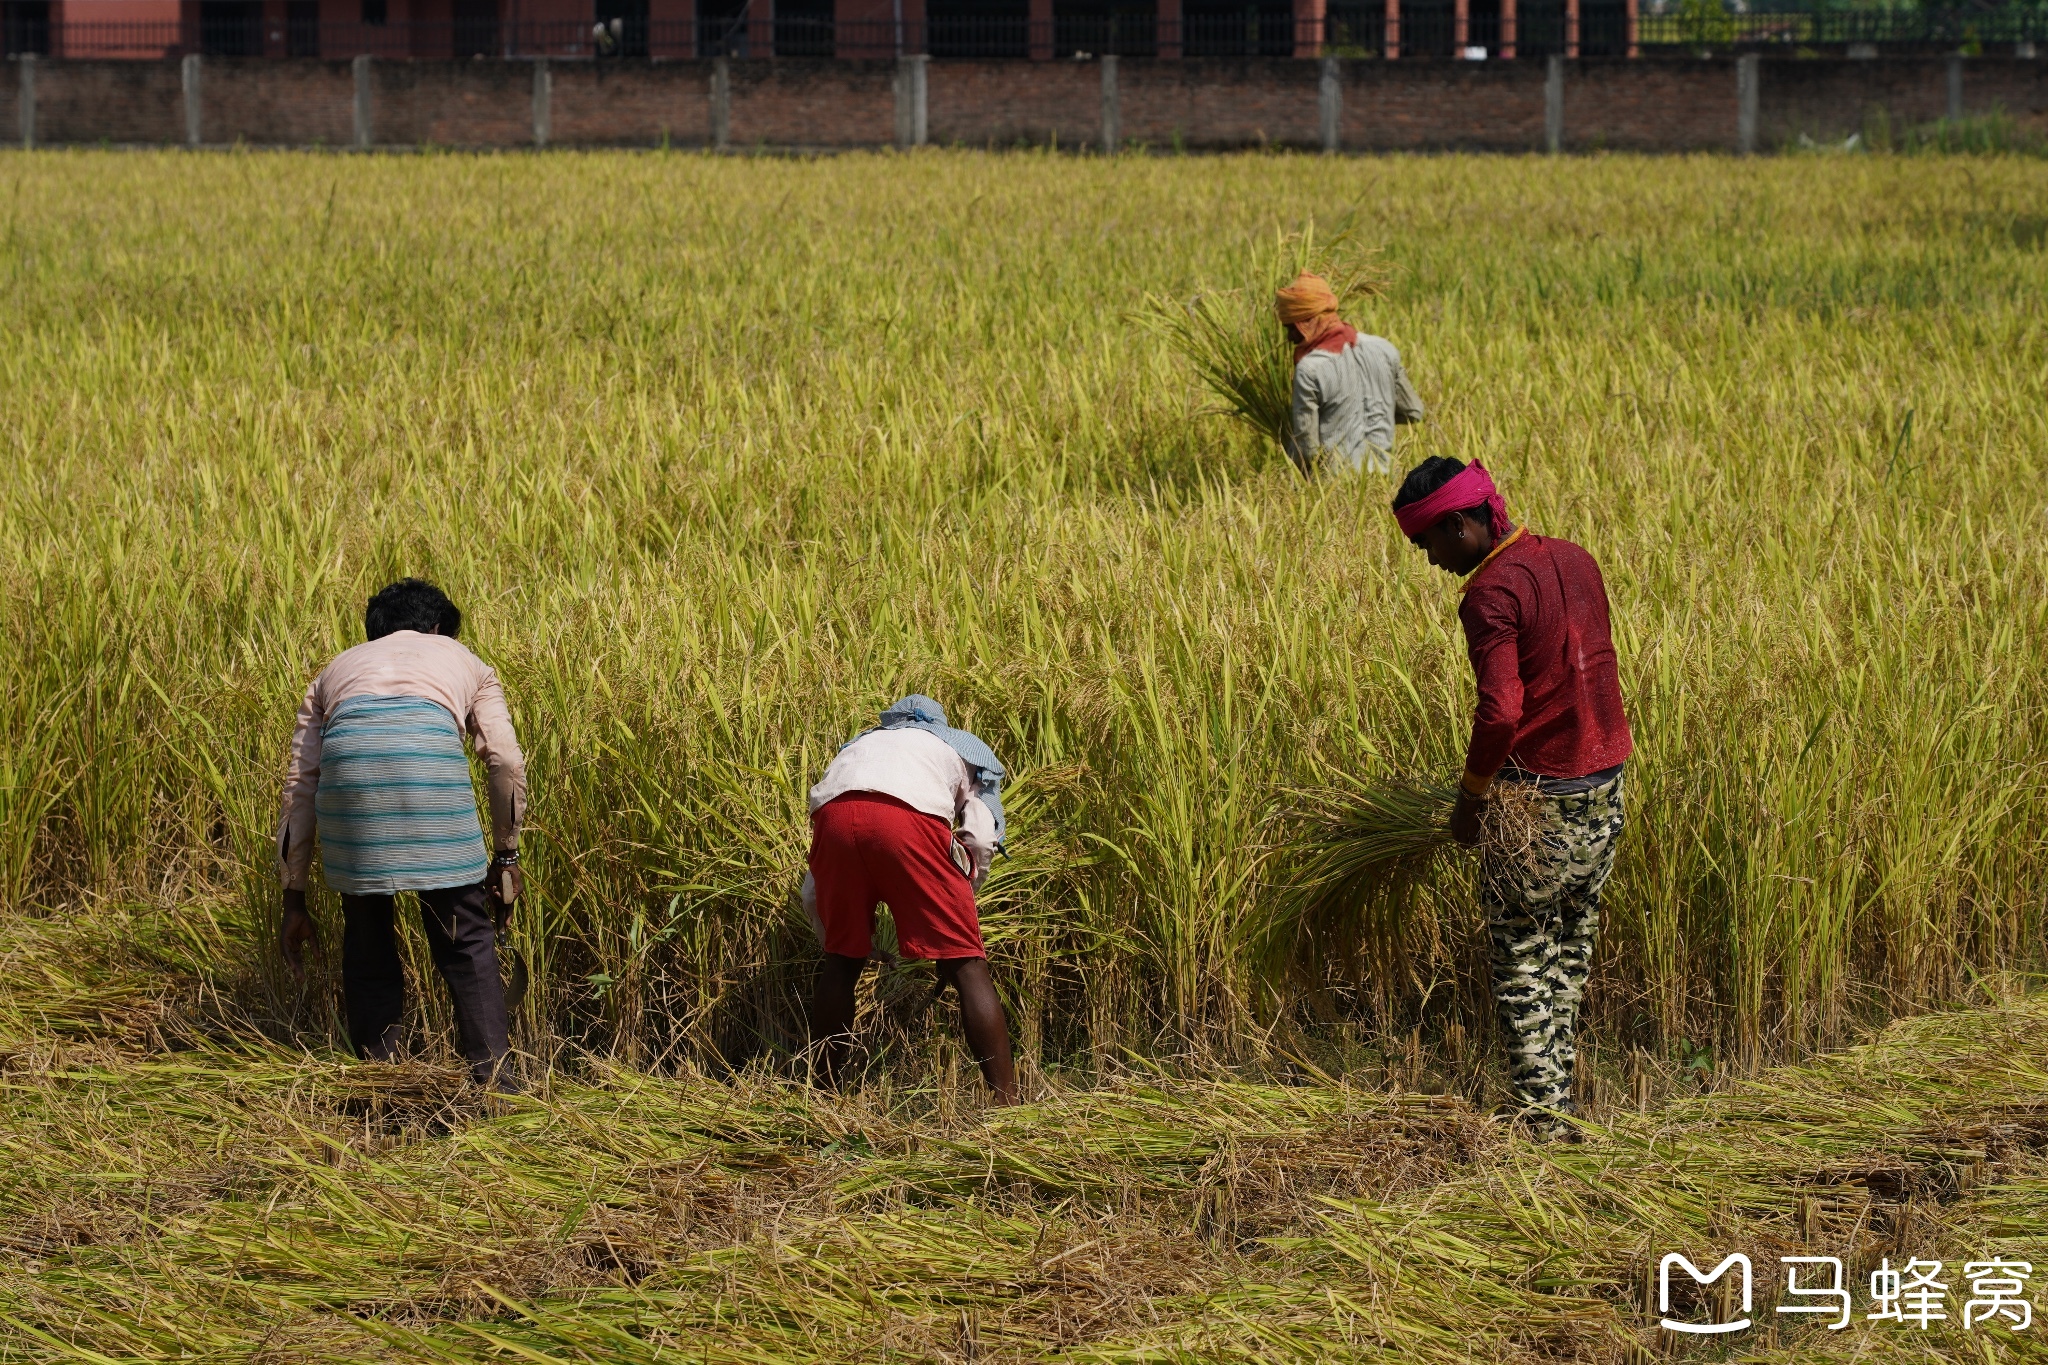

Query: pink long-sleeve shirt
276;630;526;891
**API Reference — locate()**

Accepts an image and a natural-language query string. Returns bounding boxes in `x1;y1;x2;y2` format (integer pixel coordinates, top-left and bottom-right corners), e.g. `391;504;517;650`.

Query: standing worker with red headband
1274;271;1424;475
1391;456;1633;1139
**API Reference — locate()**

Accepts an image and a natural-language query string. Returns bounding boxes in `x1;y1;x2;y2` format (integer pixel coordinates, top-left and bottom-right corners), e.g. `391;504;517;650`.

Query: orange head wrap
1274;271;1347;349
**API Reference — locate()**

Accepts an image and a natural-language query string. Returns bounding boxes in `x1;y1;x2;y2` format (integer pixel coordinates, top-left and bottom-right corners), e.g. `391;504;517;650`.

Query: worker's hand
279;888;318;976
954;834;993;890
1450;789;1485;848
489;858;522;933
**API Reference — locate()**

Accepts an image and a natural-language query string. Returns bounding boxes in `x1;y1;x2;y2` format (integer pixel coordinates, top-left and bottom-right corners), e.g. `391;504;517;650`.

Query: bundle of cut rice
1276;774;1545;985
1139;219;1389;465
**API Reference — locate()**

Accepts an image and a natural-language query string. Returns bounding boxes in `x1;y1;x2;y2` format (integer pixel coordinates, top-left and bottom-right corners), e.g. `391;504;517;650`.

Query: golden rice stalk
1139;283;1299;449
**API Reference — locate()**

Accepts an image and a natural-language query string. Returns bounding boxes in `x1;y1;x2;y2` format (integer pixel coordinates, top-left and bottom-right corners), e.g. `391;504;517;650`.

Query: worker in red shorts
802;694;1015;1104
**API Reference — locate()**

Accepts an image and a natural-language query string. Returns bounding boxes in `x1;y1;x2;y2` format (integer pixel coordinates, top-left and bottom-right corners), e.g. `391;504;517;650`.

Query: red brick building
10;0;1640;62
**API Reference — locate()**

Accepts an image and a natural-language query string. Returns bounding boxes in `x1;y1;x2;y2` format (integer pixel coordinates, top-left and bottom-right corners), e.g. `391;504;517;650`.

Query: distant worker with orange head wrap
1275;271;1424;475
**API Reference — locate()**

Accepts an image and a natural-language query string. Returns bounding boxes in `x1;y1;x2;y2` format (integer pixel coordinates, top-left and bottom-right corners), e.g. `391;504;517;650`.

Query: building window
287;0;320;54
1055;0;1156;56
199;0;264;54
1182;0;1292;55
927;0;1030;57
2;0;53;56
363;0;387;25
775;0;834;56
596;0;650;54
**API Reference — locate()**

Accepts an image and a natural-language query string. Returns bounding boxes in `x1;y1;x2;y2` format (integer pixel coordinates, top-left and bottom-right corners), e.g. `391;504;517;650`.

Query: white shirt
808;728;999;876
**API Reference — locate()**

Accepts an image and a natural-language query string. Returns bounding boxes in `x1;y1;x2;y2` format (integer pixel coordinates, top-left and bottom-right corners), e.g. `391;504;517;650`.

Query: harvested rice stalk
1276;774;1543;992
1138;218;1388;459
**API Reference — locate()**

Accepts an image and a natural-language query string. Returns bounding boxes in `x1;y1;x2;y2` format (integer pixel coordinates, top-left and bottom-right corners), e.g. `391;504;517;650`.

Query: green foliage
1901;109;2046;155
1674;0;1739;47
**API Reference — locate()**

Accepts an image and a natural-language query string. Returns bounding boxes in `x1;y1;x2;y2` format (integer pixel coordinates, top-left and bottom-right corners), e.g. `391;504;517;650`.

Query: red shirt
1457;531;1633;782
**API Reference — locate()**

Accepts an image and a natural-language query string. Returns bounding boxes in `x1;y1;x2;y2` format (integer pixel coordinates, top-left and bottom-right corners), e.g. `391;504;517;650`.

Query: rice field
1;145;2046;1358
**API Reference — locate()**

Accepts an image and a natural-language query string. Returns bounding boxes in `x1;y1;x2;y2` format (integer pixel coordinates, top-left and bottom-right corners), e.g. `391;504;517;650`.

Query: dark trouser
341;880;509;1083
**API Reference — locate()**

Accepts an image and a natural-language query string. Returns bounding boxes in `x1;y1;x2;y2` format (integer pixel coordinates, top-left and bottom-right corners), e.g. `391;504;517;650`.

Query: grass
2;148;2046;1096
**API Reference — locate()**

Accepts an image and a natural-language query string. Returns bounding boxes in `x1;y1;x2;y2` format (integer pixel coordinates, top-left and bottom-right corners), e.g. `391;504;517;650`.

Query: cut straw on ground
3;899;2047;1362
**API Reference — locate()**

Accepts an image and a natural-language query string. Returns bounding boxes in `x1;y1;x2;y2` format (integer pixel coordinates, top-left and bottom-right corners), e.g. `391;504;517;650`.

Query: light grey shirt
1288;333;1425;474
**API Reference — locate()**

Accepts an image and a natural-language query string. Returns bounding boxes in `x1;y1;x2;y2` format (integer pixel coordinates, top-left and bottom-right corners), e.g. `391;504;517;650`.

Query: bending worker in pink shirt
802;695;1016;1104
276;578;527;1089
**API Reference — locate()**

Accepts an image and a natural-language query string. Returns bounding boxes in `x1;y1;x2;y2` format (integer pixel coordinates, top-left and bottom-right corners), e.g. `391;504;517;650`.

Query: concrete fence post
1946;52;1963;121
1544;54;1563;154
712;56;731;150
1100;54;1119;152
532;58;551;148
17;53;33;151
1736;52;1759;154
1318;56;1341;153
352;54;373;149
894;54;927;148
181;53;202;148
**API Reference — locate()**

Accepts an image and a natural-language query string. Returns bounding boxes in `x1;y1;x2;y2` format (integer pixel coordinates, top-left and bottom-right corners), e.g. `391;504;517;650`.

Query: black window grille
1181;0;1292;55
775;0;834;56
1464;0;1500;53
1515;0;1566;53
1054;0;1157;56
926;0;1030;57
698;0;748;54
285;0;319;54
198;0;263;54
1395;0;1454;55
594;0;650;55
2;0;50;54
453;0;499;55
1577;0;1627;53
1324;3;1383;54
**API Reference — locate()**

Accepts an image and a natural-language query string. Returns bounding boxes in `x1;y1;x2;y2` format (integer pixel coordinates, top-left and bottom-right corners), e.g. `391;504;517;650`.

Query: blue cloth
315;695;490;895
846;694;1007;845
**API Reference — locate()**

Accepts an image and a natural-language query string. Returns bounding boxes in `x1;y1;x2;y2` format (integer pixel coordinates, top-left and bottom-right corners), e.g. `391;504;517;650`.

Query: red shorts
808;792;984;961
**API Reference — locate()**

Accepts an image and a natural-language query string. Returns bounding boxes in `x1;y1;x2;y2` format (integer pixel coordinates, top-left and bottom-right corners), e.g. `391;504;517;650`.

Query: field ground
5;899;2048;1361
3;148;2048;1357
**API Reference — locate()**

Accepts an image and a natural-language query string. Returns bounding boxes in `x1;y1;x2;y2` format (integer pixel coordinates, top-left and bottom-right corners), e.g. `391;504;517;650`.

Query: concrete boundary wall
4;53;2044;152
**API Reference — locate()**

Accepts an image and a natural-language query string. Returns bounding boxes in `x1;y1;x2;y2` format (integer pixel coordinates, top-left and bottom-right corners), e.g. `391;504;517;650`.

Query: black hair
364;578;461;641
1391;456;1466;510
1392;456;1489;532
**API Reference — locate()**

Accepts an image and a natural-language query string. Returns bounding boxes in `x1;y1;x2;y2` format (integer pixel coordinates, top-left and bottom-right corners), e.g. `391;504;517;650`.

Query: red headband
1392;461;1514;540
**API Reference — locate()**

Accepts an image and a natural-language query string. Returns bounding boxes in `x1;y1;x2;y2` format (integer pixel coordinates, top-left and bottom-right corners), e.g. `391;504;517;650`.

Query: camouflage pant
1478;770;1626;1121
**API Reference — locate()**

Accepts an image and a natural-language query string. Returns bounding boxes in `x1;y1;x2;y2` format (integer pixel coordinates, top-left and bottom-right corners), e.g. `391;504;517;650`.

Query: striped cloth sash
316;694;489;895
